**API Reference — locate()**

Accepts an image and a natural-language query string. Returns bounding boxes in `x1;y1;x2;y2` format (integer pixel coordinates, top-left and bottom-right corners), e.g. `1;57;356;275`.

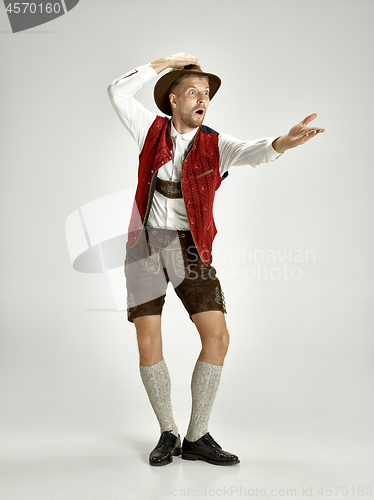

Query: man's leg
185;310;229;442
134;315;181;466
182;310;239;465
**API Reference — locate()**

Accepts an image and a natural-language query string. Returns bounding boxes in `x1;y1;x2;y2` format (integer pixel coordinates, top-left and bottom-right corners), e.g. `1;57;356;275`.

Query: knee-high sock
139;358;179;438
185;360;223;442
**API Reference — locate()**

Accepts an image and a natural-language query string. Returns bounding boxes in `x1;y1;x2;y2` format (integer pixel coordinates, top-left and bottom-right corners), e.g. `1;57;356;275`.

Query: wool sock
185;360;223;442
139;358;179;438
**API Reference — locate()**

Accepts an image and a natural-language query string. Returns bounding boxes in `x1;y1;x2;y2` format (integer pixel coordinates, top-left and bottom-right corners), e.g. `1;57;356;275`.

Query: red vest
128;116;223;265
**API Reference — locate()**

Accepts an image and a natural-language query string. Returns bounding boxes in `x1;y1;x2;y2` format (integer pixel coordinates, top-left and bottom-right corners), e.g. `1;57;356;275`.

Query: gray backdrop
1;1;373;499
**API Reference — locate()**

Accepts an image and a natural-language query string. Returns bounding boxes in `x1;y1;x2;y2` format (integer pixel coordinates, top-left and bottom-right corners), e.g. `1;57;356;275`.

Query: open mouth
196;110;204;115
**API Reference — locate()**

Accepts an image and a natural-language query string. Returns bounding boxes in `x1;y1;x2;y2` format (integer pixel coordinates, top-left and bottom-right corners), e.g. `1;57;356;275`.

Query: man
107;52;324;467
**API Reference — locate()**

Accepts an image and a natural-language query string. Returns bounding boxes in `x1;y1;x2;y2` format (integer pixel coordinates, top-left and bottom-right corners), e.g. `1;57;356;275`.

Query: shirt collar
170;120;199;141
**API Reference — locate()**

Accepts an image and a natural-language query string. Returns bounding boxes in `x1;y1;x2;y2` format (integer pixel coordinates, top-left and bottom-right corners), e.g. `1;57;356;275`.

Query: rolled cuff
266;136;283;160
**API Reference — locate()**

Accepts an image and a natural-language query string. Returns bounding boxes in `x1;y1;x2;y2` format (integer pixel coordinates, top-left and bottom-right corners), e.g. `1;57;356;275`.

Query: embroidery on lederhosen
172;248;189;279
215;286;227;313
145;245;160;274
127;292;137;310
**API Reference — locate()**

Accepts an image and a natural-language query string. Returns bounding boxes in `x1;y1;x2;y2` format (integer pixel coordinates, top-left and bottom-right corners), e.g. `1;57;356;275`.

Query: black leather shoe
182;432;240;466
149;431;182;466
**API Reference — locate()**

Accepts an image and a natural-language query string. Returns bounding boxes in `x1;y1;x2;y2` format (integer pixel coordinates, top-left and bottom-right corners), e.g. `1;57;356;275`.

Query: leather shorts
125;226;226;323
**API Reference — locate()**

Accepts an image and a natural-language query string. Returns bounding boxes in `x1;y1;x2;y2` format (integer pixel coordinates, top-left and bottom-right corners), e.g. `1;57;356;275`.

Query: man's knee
222;329;230;352
216;329;230;357
134;315;162;365
201;327;230;357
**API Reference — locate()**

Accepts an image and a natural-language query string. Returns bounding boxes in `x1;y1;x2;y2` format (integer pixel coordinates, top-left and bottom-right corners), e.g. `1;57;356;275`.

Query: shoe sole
181;452;240;466
149;447;182;466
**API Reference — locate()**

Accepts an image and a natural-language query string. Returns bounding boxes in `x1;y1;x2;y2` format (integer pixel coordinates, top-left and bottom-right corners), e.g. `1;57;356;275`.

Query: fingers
300;113;324;139
170;52;200;69
303;130;317;143
300;113;318;127
301;128;324;144
304;126;325;134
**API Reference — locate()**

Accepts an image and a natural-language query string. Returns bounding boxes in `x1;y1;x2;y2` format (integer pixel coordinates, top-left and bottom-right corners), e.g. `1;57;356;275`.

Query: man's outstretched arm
272;113;325;154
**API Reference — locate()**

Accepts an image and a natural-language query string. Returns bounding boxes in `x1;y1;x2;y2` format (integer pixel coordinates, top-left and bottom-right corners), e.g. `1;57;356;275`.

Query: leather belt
155;177;183;199
146;226;187;250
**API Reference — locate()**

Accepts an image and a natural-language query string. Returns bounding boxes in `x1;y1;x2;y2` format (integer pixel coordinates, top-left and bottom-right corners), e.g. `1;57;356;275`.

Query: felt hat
154;64;221;116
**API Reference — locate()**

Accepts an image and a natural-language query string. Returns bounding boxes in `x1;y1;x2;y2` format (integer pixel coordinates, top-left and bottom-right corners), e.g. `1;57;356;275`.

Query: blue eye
189;90;195;94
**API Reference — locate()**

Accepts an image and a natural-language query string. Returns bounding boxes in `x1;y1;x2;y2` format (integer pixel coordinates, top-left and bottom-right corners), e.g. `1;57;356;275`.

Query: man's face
169;75;210;132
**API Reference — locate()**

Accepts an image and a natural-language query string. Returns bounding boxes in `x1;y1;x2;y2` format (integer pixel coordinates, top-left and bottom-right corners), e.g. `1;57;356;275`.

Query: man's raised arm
107;53;201;148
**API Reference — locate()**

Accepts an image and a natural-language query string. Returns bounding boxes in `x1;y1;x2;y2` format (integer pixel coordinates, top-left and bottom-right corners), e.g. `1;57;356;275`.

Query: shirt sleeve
218;133;282;175
107;63;158;152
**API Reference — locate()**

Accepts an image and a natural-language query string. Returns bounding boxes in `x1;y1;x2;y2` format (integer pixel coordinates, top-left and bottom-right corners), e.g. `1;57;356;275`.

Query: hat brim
154;68;221;116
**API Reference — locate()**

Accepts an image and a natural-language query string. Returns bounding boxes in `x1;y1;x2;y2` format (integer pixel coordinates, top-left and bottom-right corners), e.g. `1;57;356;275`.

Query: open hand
168;52;201;69
151;52;200;74
273;114;325;154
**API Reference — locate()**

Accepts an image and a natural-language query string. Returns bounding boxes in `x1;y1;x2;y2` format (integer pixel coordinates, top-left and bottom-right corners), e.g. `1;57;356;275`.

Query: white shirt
108;63;281;230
